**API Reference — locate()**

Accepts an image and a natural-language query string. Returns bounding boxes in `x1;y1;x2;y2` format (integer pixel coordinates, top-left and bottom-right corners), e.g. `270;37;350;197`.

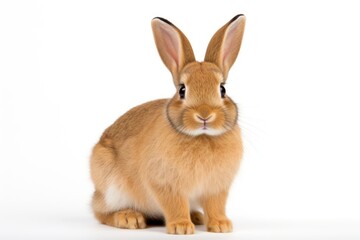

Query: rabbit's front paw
113;209;146;229
207;218;232;233
167;220;195;234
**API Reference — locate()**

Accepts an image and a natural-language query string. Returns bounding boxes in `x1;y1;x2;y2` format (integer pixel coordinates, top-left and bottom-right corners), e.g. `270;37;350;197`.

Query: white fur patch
184;127;228;136
105;185;132;212
189;197;201;211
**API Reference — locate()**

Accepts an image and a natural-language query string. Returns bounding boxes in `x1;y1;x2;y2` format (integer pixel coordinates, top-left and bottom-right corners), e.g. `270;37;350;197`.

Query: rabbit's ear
204;14;246;80
152;17;195;84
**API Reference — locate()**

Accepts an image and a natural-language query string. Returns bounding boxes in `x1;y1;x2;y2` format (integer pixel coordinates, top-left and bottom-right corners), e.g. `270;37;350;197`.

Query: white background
1;0;360;239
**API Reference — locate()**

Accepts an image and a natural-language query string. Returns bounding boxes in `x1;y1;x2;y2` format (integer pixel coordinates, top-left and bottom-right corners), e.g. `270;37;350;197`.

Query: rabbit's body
90;15;246;234
91;99;242;217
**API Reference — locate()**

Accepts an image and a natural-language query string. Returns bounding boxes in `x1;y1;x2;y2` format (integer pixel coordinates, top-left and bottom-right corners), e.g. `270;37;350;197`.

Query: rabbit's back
104;99;168;142
90;99;169;217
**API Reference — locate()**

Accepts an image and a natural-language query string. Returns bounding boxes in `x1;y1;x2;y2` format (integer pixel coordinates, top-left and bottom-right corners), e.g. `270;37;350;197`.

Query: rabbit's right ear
152;18;195;84
205;14;246;80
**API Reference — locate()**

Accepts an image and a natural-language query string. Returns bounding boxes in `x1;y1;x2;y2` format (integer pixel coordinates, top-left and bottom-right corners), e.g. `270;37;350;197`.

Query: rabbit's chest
144;128;242;193
172;140;241;191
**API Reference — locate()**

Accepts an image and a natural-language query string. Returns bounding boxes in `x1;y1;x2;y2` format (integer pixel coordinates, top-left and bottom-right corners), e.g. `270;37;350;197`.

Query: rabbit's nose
197;115;209;121
196;114;214;122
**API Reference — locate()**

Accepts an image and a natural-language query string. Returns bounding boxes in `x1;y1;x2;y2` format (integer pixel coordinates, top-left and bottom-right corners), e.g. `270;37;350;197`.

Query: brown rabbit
90;14;246;234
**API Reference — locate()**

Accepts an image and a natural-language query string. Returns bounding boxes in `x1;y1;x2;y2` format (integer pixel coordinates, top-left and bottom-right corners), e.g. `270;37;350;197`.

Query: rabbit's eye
179;85;186;99
220;85;226;98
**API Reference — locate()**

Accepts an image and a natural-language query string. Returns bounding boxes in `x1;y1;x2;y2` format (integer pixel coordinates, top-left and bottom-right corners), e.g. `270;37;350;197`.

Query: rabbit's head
152;15;246;136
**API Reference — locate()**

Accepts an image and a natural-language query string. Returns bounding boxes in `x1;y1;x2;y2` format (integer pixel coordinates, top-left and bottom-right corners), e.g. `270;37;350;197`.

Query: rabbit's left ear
152;17;195;84
204;14;246;80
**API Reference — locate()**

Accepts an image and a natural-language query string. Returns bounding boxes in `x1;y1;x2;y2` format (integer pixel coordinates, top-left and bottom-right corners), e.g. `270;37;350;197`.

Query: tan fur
90;15;246;234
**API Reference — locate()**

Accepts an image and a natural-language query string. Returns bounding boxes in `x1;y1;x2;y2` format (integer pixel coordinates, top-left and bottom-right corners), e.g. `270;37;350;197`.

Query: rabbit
90;14;246;234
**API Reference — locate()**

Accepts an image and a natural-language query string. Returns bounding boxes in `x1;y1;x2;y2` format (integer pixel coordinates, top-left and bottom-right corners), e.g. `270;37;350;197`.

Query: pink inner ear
160;25;181;71
222;21;239;67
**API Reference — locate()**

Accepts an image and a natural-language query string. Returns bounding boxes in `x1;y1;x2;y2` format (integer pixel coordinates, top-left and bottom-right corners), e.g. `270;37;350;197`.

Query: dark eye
220;85;226;98
179;84;186;99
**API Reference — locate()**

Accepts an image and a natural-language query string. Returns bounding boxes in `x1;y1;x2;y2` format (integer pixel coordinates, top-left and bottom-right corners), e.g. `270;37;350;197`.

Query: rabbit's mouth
178;111;230;136
196;114;213;131
202;121;208;130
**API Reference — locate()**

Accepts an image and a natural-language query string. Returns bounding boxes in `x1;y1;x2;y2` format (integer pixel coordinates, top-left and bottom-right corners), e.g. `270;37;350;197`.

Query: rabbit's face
166;62;238;136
